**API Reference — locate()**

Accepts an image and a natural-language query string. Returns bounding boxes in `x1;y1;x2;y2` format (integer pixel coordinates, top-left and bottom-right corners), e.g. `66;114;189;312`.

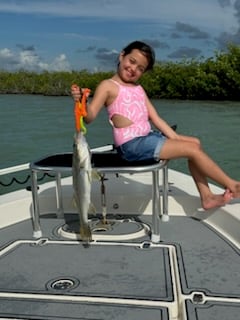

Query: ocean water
0;95;240;193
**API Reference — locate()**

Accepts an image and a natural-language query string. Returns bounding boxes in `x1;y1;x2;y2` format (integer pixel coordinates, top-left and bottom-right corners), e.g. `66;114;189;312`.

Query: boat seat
30;147;169;243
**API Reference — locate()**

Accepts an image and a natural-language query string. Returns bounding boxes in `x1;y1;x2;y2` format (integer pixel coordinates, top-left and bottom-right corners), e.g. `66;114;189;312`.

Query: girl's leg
177;136;232;209
188;159;232;209
159;139;240;209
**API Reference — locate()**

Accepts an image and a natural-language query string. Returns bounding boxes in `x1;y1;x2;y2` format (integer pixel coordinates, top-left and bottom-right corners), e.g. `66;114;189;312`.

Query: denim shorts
117;131;166;162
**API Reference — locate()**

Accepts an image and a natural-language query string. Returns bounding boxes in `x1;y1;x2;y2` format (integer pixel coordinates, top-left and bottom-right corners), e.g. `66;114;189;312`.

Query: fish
72;131;92;243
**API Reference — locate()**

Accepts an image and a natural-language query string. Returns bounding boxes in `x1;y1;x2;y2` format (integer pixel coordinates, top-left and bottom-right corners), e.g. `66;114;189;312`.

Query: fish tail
80;224;92;243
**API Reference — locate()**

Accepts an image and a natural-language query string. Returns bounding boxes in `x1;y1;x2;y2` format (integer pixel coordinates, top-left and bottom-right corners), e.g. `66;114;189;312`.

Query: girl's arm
145;95;179;139
145;94;200;144
71;80;110;124
83;80;110;123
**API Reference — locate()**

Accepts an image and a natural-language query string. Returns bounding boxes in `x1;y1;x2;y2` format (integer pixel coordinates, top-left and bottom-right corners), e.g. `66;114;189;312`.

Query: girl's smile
119;49;148;82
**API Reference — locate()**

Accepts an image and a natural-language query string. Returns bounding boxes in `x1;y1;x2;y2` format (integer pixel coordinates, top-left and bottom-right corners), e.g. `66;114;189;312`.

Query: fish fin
87;170;93;183
80;224;92;243
91;169;101;180
71;196;76;208
88;202;96;214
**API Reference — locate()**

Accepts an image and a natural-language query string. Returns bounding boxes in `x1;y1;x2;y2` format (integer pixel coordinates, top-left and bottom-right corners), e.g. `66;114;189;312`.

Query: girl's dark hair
122;41;155;71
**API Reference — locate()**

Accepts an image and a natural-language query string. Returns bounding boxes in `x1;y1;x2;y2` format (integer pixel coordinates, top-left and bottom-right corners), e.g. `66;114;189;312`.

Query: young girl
72;40;240;210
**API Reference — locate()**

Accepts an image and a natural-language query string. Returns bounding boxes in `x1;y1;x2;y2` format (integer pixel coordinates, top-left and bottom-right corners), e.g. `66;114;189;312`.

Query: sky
0;0;240;72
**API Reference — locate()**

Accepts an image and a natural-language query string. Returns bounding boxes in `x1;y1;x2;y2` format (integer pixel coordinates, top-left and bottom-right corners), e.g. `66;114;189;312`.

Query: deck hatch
0;298;169;320
163;217;240;298
185;300;240;320
0;240;173;301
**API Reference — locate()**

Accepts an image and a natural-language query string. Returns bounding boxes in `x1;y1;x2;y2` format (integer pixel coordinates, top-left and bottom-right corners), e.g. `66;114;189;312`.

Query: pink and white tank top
107;80;151;146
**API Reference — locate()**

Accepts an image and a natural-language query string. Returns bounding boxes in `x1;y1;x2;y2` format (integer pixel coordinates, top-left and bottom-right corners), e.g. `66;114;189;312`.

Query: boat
0;144;239;320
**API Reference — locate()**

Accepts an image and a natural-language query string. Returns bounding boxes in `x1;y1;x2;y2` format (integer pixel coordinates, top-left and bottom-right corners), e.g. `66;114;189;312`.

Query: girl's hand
71;84;81;102
71;85;91;102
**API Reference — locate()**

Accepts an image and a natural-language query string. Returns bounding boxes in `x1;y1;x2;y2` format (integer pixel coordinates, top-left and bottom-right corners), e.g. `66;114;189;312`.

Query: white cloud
0;48;18;68
0;48;13;58
19;50;38;67
50;54;71;71
0;0;238;71
0;0;236;29
0;1;238;51
0;47;71;71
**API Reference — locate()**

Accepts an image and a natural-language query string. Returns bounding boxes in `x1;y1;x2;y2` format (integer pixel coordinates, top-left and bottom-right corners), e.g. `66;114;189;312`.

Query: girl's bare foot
202;189;233;210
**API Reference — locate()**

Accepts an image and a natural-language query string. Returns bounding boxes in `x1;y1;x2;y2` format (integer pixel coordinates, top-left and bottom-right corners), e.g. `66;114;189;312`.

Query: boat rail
0;163;30;176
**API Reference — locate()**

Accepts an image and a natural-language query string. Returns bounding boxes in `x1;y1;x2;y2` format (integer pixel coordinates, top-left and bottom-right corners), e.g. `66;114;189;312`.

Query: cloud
171;32;181;39
0;0;232;27
216;30;240;48
95;48;119;69
0;48;19;68
0;0;239;71
168;47;202;59
216;0;240;49
173;22;210;40
0;47;71;71
234;0;240;23
141;39;170;50
218;0;231;8
77;46;97;53
0;0;167;19
50;54;71;71
16;44;36;52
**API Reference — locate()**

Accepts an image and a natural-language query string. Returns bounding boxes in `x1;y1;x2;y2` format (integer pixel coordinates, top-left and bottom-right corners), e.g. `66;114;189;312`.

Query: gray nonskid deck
0;297;169;320
0;239;174;319
0;215;239;320
161;216;240;299
0;240;173;300
185;300;240;320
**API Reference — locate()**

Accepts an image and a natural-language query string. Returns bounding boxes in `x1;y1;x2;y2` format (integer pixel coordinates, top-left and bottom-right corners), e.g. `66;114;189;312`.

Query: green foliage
0;45;240;100
140;44;240;100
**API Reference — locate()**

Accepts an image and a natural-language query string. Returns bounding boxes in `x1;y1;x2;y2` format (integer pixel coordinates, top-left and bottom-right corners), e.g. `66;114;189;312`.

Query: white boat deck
0;164;239;320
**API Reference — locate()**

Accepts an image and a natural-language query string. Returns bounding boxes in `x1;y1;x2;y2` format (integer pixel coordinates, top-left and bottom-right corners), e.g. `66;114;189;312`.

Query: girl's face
118;49;149;83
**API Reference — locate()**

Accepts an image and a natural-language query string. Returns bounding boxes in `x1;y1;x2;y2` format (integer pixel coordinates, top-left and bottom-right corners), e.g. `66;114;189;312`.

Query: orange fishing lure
71;84;91;133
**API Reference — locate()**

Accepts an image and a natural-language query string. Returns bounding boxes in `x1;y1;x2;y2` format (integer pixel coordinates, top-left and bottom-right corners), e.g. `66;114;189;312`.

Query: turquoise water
0;94;240;180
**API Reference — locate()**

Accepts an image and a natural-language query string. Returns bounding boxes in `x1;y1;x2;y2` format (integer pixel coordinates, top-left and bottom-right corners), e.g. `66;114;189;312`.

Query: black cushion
34;151;158;169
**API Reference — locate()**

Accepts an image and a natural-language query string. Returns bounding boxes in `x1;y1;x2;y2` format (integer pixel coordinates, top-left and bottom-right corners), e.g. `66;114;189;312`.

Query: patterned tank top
107;80;151;146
